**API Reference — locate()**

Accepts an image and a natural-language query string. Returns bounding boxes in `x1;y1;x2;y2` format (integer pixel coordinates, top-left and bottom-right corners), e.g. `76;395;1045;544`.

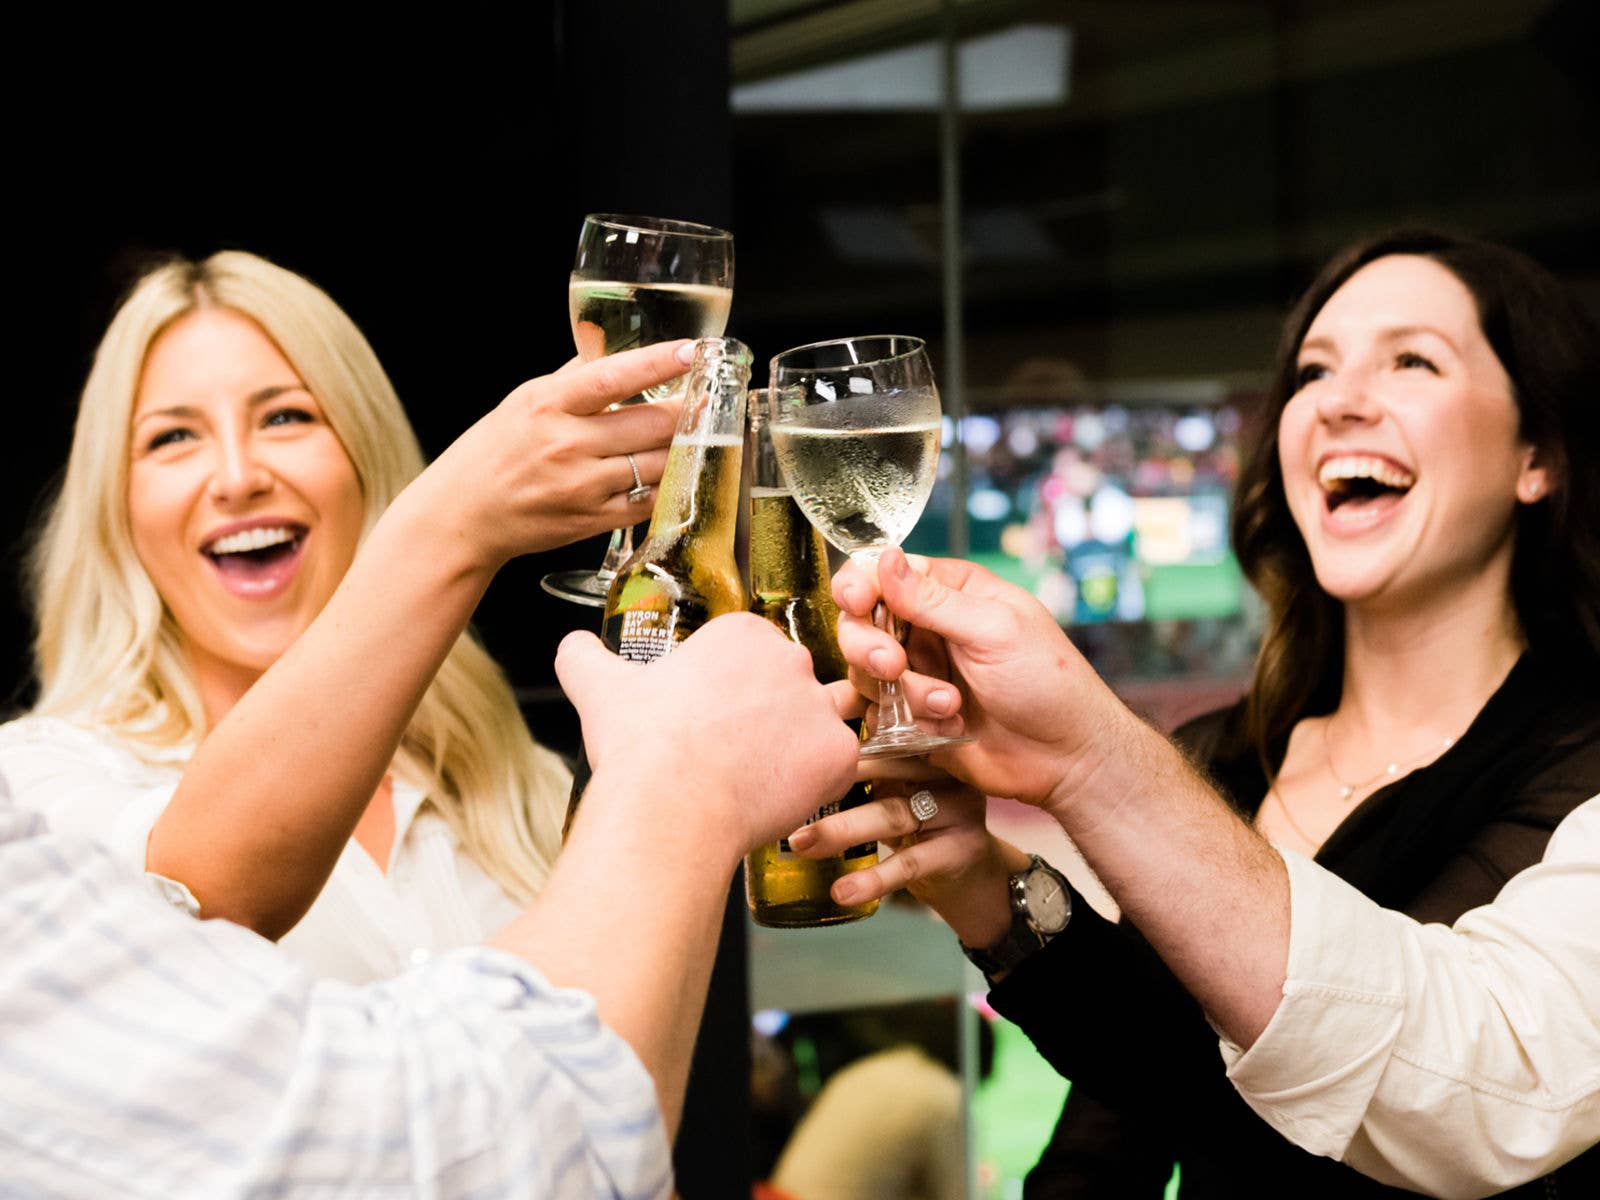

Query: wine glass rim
584;213;733;240
771;334;928;374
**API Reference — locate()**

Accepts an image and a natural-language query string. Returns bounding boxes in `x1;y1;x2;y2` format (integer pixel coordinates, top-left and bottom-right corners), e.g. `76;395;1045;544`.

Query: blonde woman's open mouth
201;522;308;599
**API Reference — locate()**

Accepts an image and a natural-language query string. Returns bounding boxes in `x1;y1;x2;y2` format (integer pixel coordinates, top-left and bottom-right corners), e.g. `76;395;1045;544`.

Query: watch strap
961;855;1071;979
962;913;1046;978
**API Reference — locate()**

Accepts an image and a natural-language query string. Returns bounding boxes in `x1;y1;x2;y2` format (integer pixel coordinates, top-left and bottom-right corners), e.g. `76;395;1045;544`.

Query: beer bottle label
610;608;692;664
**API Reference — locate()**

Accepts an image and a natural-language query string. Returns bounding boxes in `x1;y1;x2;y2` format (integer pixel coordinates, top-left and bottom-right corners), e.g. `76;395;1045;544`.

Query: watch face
1022;868;1070;932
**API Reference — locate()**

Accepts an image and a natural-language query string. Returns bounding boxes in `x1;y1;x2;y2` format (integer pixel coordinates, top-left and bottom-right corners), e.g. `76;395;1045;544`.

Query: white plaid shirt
0;784;670;1199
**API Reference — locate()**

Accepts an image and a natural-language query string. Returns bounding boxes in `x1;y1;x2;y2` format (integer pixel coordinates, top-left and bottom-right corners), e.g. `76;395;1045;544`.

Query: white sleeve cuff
144;870;202;917
1221;848;1408;1159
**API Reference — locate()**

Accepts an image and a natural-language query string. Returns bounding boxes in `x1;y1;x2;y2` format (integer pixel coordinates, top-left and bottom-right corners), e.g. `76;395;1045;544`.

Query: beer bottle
744;396;880;926
563;337;753;838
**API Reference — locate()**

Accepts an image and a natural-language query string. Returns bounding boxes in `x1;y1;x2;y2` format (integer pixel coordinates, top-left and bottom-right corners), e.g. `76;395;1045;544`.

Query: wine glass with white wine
768;335;972;760
540;213;734;606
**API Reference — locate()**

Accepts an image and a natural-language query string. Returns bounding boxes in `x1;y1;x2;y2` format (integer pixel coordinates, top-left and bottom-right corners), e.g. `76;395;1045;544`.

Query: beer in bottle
563;337;752;837
744;396;880;926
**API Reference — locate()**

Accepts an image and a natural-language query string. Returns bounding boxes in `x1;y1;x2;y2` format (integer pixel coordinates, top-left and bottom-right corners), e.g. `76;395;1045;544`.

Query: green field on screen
964;552;1244;623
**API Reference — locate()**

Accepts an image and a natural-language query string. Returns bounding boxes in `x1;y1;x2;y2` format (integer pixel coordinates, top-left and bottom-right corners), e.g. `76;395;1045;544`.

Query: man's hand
836;549;1291;1046
508;614;858;1136
835;548;1139;825
556;613;860;860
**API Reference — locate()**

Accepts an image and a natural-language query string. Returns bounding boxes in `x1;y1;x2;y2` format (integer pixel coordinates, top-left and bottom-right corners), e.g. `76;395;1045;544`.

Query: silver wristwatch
962;854;1072;979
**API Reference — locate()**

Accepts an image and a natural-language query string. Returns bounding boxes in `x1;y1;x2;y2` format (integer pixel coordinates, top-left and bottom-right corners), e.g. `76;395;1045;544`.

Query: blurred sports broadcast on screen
906;386;1262;682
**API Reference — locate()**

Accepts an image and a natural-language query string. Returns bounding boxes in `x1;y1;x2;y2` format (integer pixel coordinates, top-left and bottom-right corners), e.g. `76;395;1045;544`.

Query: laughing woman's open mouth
1319;455;1415;526
202;523;309;597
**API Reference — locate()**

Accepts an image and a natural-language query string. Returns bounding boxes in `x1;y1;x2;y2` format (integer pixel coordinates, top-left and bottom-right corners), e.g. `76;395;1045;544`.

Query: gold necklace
1322;717;1457;802
1266;717;1464;853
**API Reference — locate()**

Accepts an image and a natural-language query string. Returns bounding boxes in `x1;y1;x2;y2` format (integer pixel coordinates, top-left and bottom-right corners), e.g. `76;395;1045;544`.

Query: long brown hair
1232;229;1600;767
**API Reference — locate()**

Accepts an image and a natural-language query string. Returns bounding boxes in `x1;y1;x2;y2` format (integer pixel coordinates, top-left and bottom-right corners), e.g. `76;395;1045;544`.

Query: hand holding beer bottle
745;399;880;927
563;338;753;836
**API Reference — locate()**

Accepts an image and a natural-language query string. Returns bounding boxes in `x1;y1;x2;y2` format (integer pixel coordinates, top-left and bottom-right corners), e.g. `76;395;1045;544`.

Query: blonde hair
29;250;564;901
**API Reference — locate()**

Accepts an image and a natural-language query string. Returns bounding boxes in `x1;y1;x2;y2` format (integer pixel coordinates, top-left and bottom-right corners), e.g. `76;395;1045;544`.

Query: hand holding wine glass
767;335;971;759
542;213;734;606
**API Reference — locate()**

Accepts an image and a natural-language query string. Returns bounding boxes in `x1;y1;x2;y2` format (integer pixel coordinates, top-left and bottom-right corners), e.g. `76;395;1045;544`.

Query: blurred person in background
770;1000;993;1200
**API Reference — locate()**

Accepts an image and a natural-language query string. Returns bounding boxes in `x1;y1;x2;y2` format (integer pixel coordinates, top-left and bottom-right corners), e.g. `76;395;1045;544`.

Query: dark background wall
8;5;748;1193
9;6;732;739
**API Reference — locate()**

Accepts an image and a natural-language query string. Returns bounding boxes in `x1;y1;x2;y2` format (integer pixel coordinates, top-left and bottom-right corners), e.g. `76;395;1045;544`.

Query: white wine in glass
769;335;971;760
568;280;731;399
542;213;734;605
765;395;941;555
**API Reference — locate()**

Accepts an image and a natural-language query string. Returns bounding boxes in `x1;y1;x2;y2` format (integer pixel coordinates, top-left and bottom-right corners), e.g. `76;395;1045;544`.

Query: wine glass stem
596;525;634;581
872;600;921;738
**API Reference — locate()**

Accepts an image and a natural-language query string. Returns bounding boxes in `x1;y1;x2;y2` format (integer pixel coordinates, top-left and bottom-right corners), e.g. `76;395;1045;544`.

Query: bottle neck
646;434;744;552
644;341;750;552
750;486;832;599
749;406;832;602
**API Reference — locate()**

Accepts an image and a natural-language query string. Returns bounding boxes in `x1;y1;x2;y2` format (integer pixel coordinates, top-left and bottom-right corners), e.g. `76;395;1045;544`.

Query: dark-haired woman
808;229;1600;1198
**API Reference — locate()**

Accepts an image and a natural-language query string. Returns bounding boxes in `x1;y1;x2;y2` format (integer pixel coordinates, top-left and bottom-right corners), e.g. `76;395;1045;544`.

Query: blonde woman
0;251;680;982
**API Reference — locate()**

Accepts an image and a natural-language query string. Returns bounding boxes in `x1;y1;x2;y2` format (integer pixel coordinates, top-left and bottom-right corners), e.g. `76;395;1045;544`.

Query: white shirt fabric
0;785;670;1199
0;715;527;983
1222;794;1600;1199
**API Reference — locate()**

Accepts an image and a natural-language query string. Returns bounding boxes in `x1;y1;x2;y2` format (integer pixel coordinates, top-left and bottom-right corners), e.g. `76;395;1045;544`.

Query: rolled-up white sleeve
1221;797;1600;1199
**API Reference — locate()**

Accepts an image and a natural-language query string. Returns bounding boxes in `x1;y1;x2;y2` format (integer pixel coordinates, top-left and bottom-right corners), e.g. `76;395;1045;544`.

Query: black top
990;651;1600;1199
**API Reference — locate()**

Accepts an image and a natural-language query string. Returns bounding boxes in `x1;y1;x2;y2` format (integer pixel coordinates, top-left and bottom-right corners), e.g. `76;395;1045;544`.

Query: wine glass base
540;570;612;607
858;730;974;761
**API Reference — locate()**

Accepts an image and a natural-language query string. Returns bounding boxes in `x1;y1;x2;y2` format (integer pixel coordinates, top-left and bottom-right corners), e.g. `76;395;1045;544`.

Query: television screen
904;398;1263;683
909;402;1247;622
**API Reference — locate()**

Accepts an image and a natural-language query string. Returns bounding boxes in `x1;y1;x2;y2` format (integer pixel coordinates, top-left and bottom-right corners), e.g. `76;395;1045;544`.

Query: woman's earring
1519;479;1544;503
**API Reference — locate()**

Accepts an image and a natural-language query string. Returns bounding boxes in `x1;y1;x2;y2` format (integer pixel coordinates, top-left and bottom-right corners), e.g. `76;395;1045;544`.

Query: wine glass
540;213;734;606
768;335;972;760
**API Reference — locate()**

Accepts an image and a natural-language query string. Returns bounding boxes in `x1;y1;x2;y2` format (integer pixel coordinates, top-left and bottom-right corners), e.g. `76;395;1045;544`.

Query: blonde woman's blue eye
147;428;193;450
264;408;314;426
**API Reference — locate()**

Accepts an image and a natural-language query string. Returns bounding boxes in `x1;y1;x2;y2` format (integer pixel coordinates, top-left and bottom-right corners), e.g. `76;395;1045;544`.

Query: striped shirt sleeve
0;803;671;1199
